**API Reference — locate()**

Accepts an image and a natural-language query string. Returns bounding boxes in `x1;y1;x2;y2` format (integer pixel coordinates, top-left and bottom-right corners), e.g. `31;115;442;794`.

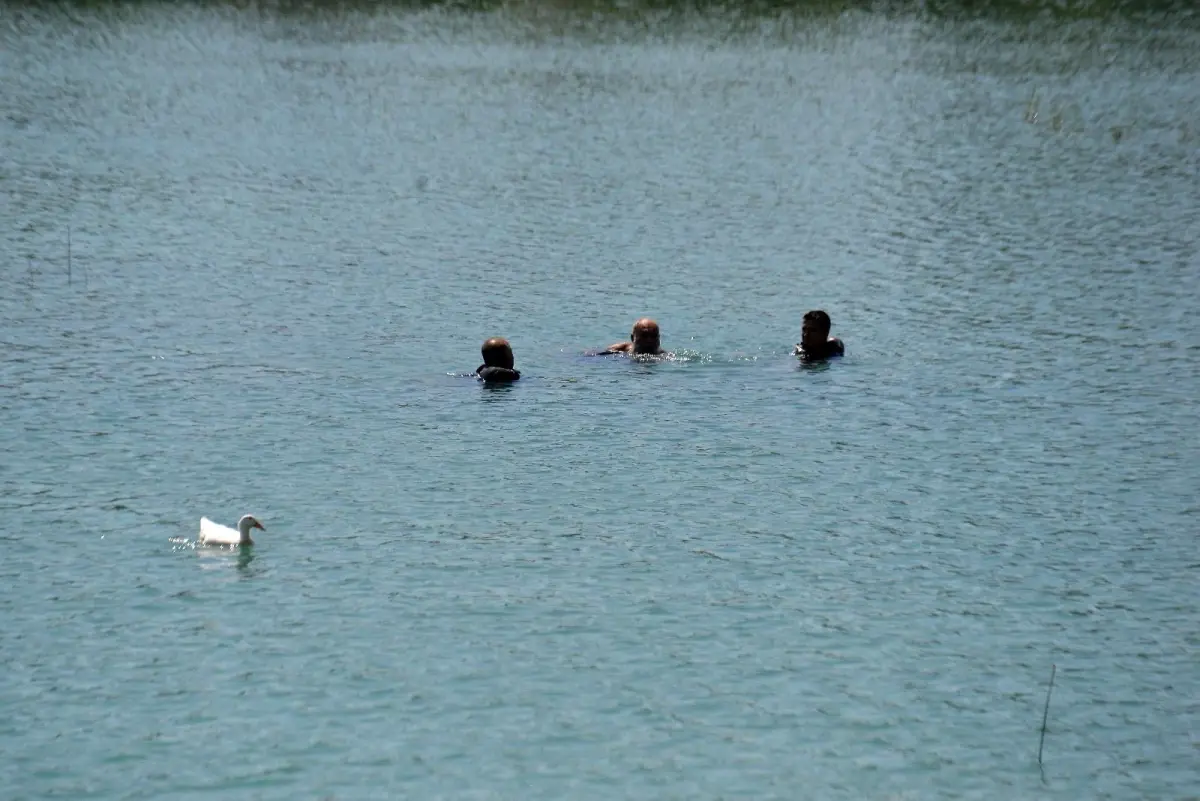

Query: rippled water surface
2;3;1198;799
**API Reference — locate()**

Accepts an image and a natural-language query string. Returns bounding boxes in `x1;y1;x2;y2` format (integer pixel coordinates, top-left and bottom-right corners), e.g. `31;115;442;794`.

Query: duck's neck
237;518;254;543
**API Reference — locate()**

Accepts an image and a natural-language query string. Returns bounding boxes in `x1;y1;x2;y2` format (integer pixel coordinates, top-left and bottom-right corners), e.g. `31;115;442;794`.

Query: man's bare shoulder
795;338;845;360
476;365;521;382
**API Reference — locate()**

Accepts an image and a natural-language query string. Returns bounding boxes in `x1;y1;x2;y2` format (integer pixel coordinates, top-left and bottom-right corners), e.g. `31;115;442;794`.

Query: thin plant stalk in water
1038;663;1056;767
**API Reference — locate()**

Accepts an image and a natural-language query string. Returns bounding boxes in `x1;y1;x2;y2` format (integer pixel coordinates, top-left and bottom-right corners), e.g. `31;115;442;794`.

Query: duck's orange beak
254;521;265;530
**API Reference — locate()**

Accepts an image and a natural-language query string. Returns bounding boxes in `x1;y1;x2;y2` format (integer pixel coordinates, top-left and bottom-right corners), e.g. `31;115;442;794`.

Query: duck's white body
198;515;265;546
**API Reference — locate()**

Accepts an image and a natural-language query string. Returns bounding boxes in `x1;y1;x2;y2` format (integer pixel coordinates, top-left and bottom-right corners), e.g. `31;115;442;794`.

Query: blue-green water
2;4;1198;799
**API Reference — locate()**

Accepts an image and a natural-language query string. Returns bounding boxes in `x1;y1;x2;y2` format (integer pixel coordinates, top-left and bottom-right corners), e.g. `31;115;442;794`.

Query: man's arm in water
598;341;632;355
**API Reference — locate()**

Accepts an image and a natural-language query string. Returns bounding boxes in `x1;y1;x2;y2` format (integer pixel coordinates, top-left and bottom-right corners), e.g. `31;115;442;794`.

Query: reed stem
1038;663;1056;766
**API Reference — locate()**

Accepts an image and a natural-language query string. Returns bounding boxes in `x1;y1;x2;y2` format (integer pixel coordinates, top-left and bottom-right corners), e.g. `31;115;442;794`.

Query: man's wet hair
803;310;832;331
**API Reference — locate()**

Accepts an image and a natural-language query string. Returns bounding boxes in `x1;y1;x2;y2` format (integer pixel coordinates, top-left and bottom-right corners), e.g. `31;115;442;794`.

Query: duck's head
237;515;266;535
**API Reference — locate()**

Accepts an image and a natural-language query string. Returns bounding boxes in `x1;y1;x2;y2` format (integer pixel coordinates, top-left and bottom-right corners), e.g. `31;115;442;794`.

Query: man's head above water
629;318;662;354
795;310;844;361
601;317;665;356
476;337;520;382
480;337;515;369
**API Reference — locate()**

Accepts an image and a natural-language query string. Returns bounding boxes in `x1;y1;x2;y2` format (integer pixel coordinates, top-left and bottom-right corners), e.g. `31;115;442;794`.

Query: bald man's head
630;318;662;354
480;337;515;369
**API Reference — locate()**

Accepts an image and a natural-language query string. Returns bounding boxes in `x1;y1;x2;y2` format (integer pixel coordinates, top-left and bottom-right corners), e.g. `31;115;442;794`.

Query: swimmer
598;318;667;356
794;310;845;361
475;337;521;382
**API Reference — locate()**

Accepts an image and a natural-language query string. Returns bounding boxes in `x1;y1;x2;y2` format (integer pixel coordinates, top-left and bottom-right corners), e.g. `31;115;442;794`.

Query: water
2;3;1198;799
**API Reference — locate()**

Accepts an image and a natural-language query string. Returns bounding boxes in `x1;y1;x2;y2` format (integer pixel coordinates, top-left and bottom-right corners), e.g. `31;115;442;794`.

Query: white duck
198;514;265;546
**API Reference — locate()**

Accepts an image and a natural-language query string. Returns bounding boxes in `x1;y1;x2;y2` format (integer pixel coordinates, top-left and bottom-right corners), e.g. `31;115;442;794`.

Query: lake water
2;2;1198;799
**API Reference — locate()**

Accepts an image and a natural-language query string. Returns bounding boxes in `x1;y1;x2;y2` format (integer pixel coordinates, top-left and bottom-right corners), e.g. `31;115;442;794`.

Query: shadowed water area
2;1;1198;798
